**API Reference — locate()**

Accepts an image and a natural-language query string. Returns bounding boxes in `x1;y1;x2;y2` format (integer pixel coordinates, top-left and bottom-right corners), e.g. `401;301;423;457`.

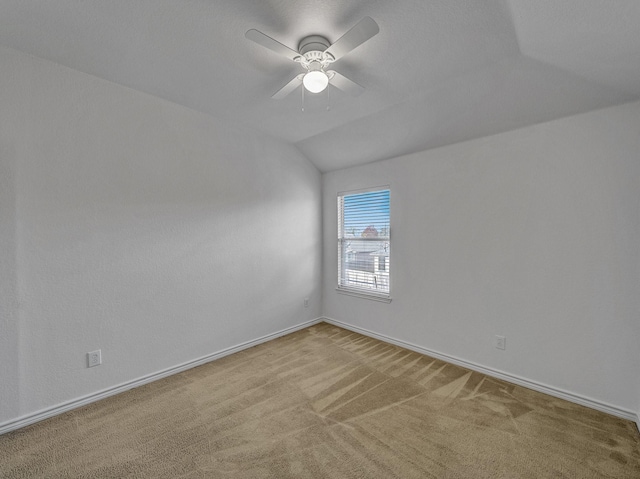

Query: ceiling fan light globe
303;71;329;93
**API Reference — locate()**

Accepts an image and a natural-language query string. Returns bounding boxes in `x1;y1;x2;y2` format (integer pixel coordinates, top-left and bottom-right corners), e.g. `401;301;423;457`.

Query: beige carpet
1;322;639;478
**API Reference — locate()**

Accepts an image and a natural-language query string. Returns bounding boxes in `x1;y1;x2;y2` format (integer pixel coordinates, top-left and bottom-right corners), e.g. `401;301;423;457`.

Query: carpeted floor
1;322;639;478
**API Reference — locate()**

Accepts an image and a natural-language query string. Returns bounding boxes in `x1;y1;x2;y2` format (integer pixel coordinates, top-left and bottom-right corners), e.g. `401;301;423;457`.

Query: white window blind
338;188;390;299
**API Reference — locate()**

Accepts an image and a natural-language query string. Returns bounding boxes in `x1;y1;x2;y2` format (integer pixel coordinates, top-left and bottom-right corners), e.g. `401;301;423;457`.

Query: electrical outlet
495;336;506;350
304;297;309;308
87;349;102;368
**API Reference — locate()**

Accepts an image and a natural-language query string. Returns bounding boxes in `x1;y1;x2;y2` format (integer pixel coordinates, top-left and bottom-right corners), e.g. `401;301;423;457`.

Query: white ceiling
1;1;639;172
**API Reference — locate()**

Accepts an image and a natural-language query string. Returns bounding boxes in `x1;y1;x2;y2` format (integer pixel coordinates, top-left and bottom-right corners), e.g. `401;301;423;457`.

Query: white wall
0;46;322;426
637;348;640;428
0;103;19;422
637;371;640;430
323;101;640;415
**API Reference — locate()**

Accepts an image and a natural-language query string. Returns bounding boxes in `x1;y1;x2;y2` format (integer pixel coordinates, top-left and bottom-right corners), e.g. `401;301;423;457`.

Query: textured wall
0;94;19;421
0;46;322;424
323;101;640;413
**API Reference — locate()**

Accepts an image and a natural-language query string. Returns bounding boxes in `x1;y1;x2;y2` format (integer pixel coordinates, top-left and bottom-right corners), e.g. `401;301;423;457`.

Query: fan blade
245;29;300;61
272;74;304;99
325;17;379;61
327;71;365;96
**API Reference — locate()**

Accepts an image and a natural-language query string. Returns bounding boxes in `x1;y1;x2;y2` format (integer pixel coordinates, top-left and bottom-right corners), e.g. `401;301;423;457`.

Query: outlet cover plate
87;350;102;367
495;336;506;350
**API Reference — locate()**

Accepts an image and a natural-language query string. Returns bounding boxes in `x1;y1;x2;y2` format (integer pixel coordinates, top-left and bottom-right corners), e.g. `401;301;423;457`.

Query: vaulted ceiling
1;1;639;172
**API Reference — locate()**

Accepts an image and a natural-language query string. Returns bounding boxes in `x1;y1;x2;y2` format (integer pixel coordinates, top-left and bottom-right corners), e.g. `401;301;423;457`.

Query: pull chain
326;84;330;111
300;84;332;112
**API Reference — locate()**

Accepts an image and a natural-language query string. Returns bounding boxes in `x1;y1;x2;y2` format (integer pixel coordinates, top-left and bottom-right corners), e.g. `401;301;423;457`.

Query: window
338;188;390;301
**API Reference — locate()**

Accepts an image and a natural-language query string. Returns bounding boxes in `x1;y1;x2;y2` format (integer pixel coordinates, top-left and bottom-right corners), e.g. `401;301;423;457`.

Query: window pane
338;189;390;295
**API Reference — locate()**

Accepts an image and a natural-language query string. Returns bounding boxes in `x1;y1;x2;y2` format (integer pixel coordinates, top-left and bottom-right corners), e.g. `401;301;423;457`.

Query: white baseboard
322;317;638;424
0;317;323;436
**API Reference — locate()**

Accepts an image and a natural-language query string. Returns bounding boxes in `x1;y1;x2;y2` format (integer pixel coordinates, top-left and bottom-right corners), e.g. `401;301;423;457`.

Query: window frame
336;186;392;303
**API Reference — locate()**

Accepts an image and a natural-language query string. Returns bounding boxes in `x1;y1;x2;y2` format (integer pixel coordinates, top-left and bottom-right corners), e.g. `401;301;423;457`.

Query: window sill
336;288;392;303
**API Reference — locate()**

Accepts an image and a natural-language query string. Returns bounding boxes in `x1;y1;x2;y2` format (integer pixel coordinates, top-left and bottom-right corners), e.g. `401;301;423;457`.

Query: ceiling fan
245;17;379;99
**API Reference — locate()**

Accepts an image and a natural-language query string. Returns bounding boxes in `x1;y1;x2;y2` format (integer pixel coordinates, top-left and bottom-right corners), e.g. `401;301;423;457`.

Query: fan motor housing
298;35;330;55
